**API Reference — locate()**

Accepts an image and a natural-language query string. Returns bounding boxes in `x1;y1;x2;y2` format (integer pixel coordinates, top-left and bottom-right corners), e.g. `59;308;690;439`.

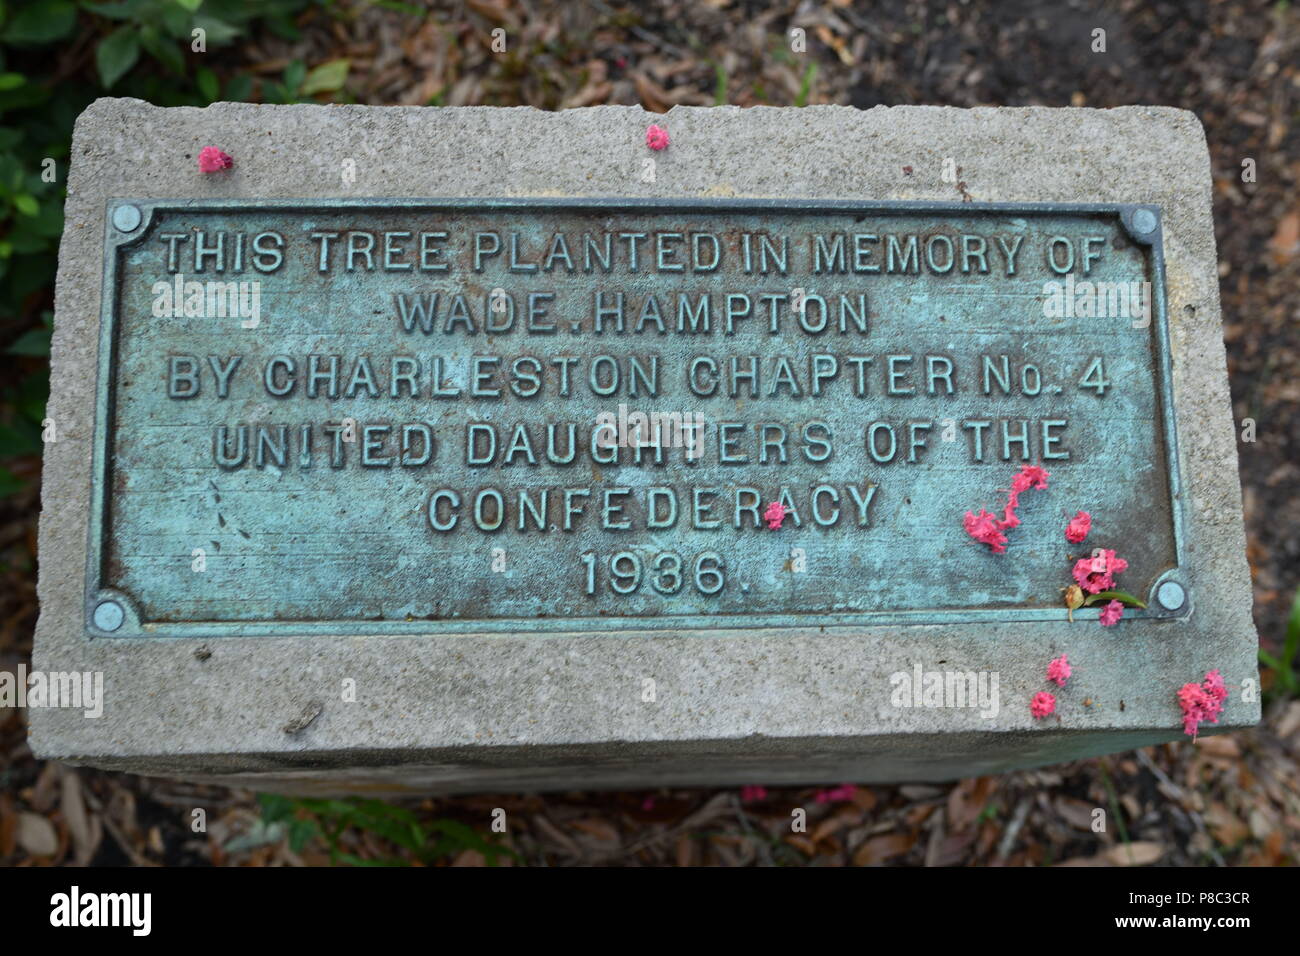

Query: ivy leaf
1083;589;1147;609
97;26;141;88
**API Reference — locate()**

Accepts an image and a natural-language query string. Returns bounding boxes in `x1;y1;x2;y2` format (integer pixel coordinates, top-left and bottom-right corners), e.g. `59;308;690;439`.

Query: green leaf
196;66;219;102
223;72;251;101
282;59;306;95
192;15;241;46
97;25;141;88
140;24;186;74
7;326;51;356
0;73;25;91
300;58;349;96
82;2;139;21
3;0;77;45
1284;586;1300;666
0;468;25;498
17;373;49;423
174;0;203;12
12;193;37;216
264;14;300;42
1082;589;1147;609
0;422;42;457
287;818;320;853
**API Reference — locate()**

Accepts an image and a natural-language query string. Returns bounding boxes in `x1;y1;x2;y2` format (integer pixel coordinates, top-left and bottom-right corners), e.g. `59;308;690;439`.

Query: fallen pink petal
197;146;233;173
963;509;1008;553
1099;599;1124;627
1047;654;1071;686
815;784;857;803
645;124;669;150
763;501;787;530
1030;692;1056;719
1011;464;1050;494
1179;670;1229;739
963;464;1049;552
1203;669;1228;703
1071;548;1129;594
1065;510;1092;543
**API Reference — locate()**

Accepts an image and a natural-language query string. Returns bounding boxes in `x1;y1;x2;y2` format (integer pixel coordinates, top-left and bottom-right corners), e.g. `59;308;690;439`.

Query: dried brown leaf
853;832;912;865
1106;841;1164;867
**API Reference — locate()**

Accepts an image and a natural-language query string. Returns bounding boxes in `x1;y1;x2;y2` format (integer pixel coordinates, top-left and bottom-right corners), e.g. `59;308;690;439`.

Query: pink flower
1030;692;1056;719
814;784;857;804
963;509;1008;553
1098;600;1124;627
645;124;669;150
1203;669;1227;703
1065;511;1091;544
1179;670;1229;739
1047;654;1071;687
764;501;787;530
198;146;233;173
1011;464;1050;493
740;785;767;803
963;464;1049;553
1071;549;1129;594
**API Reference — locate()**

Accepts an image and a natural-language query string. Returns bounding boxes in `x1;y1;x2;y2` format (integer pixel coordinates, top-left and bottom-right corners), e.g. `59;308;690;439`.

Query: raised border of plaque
85;197;1187;639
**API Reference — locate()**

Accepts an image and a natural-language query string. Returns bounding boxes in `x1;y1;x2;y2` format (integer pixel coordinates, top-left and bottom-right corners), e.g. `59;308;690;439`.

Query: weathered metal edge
84;198;1187;638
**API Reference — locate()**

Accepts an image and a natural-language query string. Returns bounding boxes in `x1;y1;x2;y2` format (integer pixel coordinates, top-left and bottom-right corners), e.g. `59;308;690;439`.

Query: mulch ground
2;0;1298;866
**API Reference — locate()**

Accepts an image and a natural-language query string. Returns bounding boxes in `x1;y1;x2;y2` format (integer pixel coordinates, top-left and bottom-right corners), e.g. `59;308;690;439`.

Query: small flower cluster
1071;548;1130;627
1177;670;1229;739
764;501;787;530
1072;548;1129;594
645;124;670;150
963;464;1050;553
814;783;857;804
198;146;233;173
1065;511;1091;543
1031;654;1072;719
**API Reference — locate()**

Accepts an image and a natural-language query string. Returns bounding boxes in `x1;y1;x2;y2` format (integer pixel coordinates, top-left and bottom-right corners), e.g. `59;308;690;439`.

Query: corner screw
112;204;142;233
93;600;125;632
1156;580;1185;611
1130;208;1158;236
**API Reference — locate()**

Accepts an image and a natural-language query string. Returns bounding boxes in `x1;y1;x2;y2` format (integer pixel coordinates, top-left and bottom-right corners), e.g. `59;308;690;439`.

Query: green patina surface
84;199;1185;637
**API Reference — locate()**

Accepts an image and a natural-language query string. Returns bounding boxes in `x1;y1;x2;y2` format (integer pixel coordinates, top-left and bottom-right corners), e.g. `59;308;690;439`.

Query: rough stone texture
32;100;1257;795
